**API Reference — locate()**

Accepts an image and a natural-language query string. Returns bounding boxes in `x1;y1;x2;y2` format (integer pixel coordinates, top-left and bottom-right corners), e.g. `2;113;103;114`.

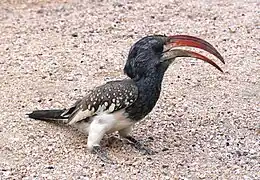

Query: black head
124;35;167;80
124;35;225;80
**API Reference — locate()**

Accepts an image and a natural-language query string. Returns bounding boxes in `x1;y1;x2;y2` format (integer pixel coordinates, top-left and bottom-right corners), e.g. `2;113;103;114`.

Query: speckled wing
66;79;138;125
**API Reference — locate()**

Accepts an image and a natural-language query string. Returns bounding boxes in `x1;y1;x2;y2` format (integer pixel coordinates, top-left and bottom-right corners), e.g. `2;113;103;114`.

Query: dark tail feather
27;109;67;121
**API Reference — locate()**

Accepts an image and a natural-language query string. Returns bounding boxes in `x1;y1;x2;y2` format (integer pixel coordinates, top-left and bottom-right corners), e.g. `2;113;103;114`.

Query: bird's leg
119;126;154;155
87;116;116;164
73;119;112;162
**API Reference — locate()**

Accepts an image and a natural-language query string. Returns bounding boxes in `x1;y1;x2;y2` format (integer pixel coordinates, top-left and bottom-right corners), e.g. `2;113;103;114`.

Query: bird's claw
92;146;115;164
137;146;155;155
125;136;155;155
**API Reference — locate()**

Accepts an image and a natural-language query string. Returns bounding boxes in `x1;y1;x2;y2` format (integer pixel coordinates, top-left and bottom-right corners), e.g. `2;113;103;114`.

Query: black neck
126;72;165;121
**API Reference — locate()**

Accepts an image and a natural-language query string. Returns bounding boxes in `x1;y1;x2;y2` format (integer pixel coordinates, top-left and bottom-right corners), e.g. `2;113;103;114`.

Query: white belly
72;110;133;135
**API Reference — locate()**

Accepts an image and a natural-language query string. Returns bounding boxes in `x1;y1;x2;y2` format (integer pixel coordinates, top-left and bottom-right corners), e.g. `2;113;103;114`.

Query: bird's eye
152;45;163;53
151;40;164;53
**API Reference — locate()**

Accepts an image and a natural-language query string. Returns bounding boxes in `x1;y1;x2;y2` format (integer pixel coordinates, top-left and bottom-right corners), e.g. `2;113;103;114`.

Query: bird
28;34;225;161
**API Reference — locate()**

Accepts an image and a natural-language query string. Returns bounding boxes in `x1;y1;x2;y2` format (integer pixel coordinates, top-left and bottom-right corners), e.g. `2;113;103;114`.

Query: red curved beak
164;35;225;72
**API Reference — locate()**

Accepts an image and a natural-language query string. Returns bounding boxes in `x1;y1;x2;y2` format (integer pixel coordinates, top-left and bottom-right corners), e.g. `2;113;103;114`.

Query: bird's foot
92;146;114;164
125;136;155;155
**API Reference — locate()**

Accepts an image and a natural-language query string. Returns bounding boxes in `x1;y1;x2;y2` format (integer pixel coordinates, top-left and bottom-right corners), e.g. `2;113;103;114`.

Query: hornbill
28;35;224;161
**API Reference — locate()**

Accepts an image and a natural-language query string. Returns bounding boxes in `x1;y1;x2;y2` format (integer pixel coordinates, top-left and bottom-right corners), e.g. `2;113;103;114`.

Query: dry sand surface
0;0;259;179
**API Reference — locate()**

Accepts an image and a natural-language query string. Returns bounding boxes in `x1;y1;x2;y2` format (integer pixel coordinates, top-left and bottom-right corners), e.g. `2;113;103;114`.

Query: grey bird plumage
64;79;138;125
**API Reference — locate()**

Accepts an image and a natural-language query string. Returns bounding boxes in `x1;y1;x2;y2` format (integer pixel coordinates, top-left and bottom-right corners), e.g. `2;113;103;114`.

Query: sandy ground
0;0;259;179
